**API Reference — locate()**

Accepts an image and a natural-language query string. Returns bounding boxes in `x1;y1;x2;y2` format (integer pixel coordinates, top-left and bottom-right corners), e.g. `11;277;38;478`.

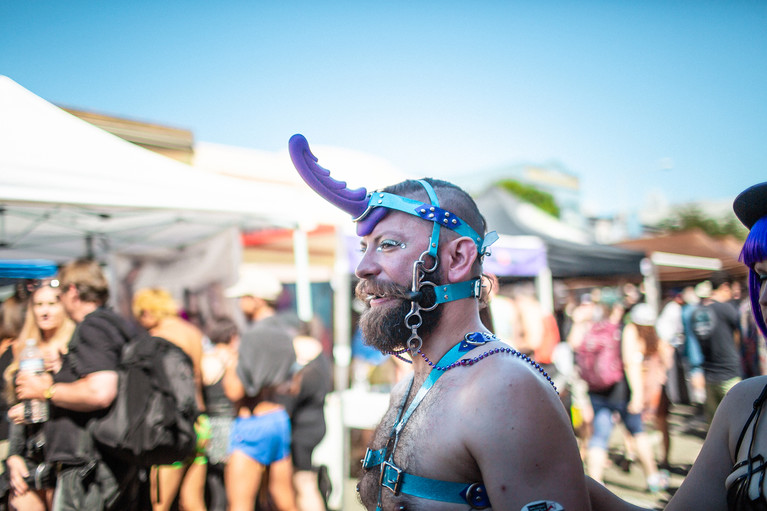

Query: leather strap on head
356;180;497;257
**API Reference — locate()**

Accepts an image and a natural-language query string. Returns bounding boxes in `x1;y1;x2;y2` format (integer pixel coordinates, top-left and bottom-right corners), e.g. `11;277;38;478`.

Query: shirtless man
289;134;591;510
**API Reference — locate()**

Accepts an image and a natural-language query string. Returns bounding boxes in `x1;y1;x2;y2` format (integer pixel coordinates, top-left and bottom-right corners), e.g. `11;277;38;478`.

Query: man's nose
355;248;380;280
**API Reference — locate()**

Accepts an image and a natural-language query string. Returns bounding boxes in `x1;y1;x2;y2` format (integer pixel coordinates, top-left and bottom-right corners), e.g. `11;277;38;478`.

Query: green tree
495;179;560;218
657;205;748;240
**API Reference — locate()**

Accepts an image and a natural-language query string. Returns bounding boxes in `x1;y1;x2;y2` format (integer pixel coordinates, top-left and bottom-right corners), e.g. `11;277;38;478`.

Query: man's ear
444;236;479;282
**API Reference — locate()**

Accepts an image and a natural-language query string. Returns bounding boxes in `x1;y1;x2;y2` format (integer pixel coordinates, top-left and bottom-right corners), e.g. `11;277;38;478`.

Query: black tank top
203;378;235;417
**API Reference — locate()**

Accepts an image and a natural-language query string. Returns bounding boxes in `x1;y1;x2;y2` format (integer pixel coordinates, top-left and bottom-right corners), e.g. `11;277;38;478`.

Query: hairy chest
357;380;482;510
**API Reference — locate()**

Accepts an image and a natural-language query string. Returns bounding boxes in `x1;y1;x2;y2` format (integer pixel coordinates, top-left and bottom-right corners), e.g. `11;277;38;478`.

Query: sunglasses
27;278;61;292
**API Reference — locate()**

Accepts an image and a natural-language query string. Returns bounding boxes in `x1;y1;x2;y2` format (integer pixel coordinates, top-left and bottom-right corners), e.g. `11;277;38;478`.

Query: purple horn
289;134;369;217
288;134;388;235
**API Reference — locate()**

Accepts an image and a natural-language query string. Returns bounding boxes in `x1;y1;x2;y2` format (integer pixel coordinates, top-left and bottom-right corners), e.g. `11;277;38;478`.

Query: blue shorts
229;409;292;466
589;392;644;450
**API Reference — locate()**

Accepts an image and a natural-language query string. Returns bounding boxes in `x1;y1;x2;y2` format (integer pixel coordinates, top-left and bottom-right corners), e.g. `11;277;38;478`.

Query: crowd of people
0;128;763;511
0;262;332;511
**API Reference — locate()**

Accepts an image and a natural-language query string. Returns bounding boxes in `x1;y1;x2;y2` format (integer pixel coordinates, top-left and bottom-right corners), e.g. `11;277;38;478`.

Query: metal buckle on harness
380;460;404;495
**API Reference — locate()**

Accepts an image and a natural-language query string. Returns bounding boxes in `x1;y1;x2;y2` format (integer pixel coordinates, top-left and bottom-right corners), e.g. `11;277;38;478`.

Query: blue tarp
0;259;58;279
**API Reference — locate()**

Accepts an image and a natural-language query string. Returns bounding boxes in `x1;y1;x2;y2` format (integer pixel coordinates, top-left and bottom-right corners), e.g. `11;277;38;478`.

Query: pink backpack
575;321;624;392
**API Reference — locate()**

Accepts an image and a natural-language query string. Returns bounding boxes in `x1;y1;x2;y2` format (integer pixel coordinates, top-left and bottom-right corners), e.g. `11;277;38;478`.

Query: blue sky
2;1;765;217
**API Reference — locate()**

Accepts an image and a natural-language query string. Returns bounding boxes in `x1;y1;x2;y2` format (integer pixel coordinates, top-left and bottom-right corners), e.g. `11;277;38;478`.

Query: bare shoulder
716;376;767;439
444;344;589;509
719;376;767;415
454;344;560;405
153;317;204;355
447;344;568;439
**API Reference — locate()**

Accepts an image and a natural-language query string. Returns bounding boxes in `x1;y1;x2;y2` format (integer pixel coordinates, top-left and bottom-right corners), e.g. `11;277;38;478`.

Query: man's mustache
355;280;412;303
355;279;433;306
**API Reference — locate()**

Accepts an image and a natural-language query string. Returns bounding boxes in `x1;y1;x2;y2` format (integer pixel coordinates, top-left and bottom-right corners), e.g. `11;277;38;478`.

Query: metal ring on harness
413;282;439;312
416;248;438;274
406;333;423;353
404;309;423;330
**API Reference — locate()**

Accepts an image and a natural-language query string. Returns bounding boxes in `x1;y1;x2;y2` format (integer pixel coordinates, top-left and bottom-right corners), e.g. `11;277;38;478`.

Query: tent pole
332;227;351;391
641;257;660;313
535;266;554;314
293;226;313;322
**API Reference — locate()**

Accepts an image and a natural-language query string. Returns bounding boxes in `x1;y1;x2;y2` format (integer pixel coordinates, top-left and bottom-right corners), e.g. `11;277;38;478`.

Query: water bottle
18;338;49;423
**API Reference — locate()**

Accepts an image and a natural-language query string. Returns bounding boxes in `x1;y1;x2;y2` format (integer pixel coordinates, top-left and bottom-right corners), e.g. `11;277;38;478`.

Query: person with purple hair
587;181;767;510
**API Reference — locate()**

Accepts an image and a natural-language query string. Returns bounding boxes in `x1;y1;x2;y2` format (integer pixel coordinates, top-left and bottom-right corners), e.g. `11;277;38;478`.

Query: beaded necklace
386;331;558;393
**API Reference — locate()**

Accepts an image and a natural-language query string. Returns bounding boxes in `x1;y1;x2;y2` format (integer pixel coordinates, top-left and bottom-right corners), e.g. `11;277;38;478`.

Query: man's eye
376;239;403;252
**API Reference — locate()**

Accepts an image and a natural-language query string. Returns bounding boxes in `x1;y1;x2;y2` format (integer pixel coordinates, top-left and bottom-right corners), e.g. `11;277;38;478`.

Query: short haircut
58;258;109;306
382;178;488;275
206;316;238;345
709;270;732;291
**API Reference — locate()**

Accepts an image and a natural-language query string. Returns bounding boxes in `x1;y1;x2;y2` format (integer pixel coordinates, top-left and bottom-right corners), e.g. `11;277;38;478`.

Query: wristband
43;384;56;401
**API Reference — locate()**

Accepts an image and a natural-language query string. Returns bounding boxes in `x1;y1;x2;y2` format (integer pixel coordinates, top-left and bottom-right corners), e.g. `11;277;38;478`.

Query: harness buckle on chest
380;460;404;496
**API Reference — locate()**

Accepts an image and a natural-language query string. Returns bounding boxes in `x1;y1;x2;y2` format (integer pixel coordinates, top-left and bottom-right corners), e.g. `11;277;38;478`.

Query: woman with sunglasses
5;280;75;511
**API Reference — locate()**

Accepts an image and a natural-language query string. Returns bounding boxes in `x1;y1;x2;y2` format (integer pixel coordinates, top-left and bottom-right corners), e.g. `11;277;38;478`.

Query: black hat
734;181;767;229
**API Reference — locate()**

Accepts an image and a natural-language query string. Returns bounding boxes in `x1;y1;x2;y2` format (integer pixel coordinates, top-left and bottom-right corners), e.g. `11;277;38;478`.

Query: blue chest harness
361;336;493;510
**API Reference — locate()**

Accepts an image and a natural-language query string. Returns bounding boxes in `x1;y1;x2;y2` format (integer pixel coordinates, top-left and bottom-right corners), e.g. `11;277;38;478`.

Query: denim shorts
589;392;644;450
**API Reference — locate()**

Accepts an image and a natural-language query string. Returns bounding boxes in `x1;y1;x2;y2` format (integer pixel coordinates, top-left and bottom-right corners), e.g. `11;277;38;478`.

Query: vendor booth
0;75;343;317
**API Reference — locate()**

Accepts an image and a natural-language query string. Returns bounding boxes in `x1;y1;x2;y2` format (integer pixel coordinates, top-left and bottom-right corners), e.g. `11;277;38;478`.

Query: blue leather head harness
289;134;498;354
354;185;498;260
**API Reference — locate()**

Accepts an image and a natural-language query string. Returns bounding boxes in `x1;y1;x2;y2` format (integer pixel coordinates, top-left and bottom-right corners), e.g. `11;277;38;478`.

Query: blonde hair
132;288;178;321
5;284;76;404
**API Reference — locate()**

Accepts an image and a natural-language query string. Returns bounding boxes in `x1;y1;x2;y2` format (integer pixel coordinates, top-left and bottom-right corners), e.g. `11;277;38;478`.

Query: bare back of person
152;316;203;369
149;315;207;511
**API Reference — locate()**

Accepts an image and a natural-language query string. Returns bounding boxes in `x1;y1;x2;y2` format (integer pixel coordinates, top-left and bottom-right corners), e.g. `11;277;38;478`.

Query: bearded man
289;135;593;511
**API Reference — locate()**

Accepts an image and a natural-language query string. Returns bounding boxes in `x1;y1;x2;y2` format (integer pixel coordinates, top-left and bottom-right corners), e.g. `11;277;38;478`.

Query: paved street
601;403;707;510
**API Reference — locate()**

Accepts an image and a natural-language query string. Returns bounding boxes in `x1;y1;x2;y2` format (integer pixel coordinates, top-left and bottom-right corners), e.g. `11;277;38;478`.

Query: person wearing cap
225;268;284;331
289;134;589;510
588;181;767;511
222;272;298;511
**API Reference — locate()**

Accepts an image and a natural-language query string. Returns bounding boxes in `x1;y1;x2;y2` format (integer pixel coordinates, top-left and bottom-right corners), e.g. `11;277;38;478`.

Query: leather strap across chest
362;339;491;509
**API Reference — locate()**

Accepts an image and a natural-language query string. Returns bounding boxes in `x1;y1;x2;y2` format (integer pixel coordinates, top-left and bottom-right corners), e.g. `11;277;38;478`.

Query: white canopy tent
0;75;344;314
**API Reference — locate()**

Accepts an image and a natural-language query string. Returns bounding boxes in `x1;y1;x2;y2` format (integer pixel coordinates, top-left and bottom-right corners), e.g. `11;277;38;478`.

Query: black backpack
690;304;718;342
90;332;199;466
70;311;199;467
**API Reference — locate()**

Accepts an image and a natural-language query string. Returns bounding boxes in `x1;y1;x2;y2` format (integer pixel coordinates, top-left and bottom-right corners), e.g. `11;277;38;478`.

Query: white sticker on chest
520;501;565;511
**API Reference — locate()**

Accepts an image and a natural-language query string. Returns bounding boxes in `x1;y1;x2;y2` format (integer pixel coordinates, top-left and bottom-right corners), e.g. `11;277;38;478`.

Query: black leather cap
734;181;767;230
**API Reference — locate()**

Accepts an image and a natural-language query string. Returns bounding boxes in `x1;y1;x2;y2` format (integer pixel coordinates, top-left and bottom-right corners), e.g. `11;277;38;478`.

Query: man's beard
355;271;443;354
